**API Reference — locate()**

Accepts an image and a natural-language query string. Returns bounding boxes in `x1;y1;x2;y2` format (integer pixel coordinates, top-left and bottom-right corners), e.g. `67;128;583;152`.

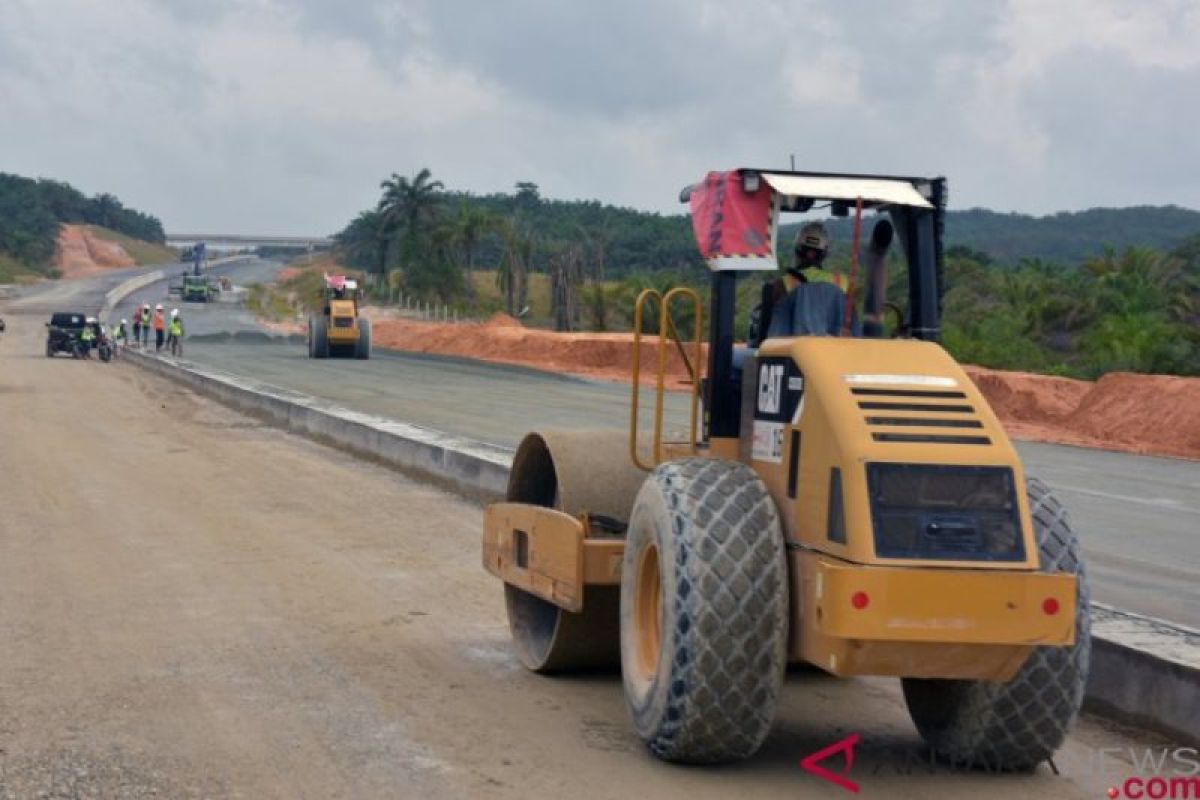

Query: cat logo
757;363;784;414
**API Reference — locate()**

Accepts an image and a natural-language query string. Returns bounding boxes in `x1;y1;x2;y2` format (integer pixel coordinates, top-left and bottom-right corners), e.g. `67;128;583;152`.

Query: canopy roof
759;172;933;209
684;168;942;271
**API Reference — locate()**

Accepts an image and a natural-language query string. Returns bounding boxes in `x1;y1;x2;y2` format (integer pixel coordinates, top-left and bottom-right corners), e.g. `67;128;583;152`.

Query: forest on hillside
0;172;165;279
330;168;1199;378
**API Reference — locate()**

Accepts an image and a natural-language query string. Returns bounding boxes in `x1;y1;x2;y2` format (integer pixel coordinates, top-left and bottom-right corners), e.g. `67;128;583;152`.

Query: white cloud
0;0;1196;231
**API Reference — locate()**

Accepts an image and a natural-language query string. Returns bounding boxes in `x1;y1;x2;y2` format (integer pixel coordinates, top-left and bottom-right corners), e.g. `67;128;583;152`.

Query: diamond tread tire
620;458;788;764
308;315;328;359
355;318;371;360
902;476;1091;771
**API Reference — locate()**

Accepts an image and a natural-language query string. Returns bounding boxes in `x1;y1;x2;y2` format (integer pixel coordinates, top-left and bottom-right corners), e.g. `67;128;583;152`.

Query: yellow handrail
630;287;704;470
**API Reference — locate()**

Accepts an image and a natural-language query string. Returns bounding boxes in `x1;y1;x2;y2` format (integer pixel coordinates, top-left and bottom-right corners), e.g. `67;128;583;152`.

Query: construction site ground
0;309;1177;799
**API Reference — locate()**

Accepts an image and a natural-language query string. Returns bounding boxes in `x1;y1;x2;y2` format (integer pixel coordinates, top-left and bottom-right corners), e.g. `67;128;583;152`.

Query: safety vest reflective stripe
802;267;848;289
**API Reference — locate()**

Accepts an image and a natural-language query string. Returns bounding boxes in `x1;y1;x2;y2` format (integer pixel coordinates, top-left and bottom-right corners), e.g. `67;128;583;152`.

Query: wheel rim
634;543;663;682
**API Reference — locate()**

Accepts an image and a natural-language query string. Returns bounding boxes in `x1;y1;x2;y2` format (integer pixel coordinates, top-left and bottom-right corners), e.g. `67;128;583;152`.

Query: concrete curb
100;269;163;322
1086;604;1199;744
122;348;512;500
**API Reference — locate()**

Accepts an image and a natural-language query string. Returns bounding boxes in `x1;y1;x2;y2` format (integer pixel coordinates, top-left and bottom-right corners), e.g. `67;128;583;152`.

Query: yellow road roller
483;168;1089;768
308;274;371;359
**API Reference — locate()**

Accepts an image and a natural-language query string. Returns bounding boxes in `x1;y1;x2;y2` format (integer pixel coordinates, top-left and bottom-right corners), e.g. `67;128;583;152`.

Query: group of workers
110;302;186;356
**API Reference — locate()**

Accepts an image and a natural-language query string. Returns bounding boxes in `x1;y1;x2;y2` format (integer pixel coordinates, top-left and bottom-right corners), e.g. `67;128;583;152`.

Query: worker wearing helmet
78;317;96;357
113;318;128;355
168;310;185;357
791;222;847;289
153;304;166;352
139;303;152;347
758;221;847;339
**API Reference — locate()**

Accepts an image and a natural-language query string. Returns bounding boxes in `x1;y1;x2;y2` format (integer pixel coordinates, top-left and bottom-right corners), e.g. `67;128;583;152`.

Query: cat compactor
483;169;1089;768
308;274;370;359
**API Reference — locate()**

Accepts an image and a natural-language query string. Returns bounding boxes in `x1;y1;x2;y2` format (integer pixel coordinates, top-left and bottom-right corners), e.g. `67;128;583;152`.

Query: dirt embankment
368;311;706;390
54;224;136;277
367;313;1200;460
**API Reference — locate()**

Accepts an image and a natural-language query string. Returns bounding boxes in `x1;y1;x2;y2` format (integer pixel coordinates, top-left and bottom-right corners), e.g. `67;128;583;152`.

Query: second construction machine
308;274;371;359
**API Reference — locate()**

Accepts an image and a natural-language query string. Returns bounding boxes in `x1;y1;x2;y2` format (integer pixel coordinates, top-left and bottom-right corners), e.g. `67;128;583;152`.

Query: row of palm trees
338;165;544;309
335;169;599;321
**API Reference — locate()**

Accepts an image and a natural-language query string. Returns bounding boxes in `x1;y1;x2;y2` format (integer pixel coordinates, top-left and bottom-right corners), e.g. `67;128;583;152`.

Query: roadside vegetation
0;171;165;279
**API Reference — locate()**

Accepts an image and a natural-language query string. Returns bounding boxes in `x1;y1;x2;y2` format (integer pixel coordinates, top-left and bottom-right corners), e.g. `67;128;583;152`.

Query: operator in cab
750;222;846;345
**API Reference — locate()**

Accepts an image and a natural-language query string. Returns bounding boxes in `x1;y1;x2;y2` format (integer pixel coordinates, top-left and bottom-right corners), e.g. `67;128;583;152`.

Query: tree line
0;172;165;275
939;241;1199;377
333;168;1197;376
333;168;700;329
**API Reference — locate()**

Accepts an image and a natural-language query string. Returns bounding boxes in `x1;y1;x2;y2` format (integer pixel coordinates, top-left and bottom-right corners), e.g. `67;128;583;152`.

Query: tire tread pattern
902;476;1091;770
635;458;788;763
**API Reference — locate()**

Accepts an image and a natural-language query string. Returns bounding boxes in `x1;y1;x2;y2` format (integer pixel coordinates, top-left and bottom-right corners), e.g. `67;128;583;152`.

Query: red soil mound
363;316;1200;460
485;312;524;328
371;317;704;389
54;225;135;278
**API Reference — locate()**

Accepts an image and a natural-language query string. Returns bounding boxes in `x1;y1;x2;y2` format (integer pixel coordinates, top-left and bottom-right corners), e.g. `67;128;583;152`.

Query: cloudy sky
2;0;1198;235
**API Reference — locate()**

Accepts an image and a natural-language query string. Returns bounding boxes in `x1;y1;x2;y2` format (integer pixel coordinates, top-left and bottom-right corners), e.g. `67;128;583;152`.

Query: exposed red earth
54;224;135;277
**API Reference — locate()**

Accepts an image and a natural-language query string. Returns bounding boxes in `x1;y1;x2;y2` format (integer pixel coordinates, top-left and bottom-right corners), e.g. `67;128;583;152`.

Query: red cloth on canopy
688;171;774;264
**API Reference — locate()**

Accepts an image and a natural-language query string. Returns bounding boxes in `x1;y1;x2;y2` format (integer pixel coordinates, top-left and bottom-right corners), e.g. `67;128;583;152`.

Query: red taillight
1043;597;1060;615
851;591;870;610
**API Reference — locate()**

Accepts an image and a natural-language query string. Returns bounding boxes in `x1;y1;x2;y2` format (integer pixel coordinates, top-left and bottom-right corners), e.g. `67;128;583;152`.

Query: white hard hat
155;303;163;310
121;319;127;325
171;308;179;317
796;221;831;252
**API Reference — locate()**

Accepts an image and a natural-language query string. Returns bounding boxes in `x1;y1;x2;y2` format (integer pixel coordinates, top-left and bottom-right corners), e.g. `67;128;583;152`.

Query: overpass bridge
165;233;334;250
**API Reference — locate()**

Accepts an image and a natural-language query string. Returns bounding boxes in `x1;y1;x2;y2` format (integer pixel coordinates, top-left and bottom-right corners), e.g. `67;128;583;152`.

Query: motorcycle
71;336;91;359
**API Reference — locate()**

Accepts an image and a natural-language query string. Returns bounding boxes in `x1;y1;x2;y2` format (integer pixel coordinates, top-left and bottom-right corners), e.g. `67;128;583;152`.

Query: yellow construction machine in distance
308;274;371;360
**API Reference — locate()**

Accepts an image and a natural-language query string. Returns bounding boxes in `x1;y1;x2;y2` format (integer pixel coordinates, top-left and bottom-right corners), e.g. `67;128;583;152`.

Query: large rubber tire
620;458;788;764
902;476;1090;771
309;316;329;359
355;318;371;360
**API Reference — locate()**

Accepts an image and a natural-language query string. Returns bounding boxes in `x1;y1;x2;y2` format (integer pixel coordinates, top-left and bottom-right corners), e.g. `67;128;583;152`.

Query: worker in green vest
78;319;96;358
168;310;184;357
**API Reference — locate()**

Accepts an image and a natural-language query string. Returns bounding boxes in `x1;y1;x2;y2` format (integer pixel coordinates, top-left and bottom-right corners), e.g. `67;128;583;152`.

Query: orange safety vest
153;311;165;331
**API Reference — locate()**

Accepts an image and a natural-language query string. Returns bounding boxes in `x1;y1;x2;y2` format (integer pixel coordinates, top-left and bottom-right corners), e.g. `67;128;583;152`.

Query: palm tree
496;217;536;316
452;202;499;300
335;209;387;276
376;168;445;277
